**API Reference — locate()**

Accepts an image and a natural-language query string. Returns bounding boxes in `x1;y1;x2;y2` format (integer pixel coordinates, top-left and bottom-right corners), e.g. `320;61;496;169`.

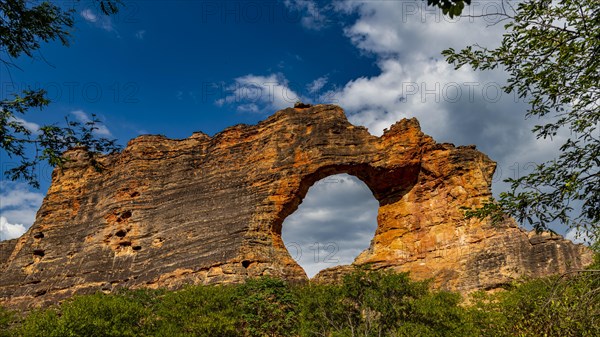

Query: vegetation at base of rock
298;269;475;337
469;253;600;337
0;306;14;337
1;265;598;337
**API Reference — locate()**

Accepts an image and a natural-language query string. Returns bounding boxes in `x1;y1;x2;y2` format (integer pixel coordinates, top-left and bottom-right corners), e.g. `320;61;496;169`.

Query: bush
18;292;152;337
4;263;599;337
152;284;239;337
0;306;15;337
496;274;600;337
236;277;299;337
299;268;477;337
395;290;478;336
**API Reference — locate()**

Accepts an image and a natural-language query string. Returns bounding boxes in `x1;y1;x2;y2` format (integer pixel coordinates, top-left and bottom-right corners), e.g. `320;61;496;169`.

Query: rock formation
0;104;593;309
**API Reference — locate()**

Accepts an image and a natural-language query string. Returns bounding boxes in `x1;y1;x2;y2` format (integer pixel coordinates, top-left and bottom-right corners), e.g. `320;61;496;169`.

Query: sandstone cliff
0;104;593;309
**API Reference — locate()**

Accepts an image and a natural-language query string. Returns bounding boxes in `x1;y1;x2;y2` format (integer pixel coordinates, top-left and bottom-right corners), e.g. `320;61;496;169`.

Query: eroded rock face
0;239;17;273
0;105;593;309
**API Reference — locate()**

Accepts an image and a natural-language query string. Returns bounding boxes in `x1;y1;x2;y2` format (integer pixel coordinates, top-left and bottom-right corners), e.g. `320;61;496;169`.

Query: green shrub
466;267;600;337
236;277;299;337
463;290;507;337
297;282;346;337
396;290;478;336
5;266;598;337
0;306;15;337
18;292;152;337
152;284;239;337
299;268;477;337
496;274;600;337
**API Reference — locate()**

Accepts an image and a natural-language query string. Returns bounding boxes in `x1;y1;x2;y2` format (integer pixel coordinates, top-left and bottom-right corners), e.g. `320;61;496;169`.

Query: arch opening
281;174;378;278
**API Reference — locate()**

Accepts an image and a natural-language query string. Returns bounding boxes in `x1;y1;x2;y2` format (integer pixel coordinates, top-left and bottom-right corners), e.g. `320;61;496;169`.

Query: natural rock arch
0;104;592;309
248;156;421;284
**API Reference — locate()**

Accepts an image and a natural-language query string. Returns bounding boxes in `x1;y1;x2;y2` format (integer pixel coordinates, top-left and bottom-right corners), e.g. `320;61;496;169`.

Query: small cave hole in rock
115;229;127;238
132;245;142;251
281;174;378;278
33;232;44;239
117;210;132;222
241;260;251;268
33;249;45;257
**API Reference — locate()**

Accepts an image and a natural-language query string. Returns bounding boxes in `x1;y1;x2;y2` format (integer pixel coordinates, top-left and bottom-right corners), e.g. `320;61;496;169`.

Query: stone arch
266;163;421;281
270;163;421;238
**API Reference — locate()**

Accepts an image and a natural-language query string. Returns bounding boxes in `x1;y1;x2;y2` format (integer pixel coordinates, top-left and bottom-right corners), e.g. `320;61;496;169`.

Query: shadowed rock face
0;105;593;309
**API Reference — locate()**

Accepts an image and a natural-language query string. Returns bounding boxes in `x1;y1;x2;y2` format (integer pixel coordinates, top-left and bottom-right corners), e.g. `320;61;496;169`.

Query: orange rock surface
0;104;592;309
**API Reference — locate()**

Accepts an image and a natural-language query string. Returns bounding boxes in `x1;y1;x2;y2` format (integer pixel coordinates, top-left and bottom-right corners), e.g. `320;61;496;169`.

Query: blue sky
0;1;592;276
2;1;376;141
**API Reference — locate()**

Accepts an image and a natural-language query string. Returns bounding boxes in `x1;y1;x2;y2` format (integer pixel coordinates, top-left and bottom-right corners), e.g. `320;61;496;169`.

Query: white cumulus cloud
0;182;44;241
0;217;27;240
216;74;301;113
